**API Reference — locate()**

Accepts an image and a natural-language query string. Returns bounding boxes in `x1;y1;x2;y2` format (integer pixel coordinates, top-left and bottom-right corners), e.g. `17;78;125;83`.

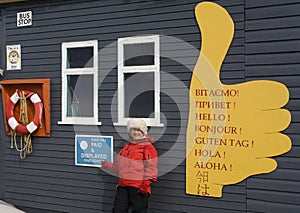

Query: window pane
124;72;154;118
67;75;94;117
67;47;93;68
124;42;154;66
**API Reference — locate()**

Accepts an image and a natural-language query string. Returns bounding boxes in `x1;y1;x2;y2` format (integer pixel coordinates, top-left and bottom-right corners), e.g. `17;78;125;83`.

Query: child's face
129;128;144;140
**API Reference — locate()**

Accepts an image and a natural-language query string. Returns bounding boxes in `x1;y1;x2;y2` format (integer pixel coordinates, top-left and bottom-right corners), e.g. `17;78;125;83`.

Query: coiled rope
10;90;33;159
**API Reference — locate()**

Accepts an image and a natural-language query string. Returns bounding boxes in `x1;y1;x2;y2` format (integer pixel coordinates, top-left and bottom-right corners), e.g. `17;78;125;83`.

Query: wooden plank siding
0;0;297;212
0;7;7;201
245;0;300;213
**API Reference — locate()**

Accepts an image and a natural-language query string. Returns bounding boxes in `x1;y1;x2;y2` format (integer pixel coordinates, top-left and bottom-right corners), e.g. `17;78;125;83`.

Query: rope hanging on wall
10;91;33;159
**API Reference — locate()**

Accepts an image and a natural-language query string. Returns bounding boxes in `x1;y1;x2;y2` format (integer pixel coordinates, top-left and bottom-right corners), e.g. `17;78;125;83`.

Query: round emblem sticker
8;50;20;64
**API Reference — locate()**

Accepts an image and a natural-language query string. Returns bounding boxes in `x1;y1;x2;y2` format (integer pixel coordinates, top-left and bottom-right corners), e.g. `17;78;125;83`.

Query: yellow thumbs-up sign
186;2;292;197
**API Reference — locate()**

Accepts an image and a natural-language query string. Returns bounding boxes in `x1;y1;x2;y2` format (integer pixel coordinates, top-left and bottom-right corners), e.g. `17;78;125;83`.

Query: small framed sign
75;135;113;167
6;45;21;70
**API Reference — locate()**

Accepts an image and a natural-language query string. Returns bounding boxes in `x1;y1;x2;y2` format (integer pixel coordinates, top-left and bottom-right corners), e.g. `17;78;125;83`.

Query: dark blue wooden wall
245;0;300;212
0;0;299;212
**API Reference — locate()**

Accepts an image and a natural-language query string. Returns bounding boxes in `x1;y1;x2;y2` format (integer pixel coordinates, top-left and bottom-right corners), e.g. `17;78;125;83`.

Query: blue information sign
75;135;113;167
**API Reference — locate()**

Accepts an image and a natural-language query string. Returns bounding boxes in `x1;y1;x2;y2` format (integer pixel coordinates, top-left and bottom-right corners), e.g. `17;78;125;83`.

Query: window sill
58;121;102;126
113;121;164;127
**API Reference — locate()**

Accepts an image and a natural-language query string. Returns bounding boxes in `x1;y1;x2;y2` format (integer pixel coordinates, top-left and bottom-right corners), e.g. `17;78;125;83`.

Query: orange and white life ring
6;90;43;135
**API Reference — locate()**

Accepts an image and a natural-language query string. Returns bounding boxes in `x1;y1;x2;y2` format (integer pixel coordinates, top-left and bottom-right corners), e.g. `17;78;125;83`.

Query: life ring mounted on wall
6;89;43;135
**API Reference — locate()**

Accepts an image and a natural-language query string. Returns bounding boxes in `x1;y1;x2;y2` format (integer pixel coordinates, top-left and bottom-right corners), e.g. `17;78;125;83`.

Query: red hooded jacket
103;136;158;194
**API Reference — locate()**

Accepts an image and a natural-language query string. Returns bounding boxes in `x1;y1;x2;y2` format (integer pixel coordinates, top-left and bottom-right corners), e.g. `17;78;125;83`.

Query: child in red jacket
102;118;158;213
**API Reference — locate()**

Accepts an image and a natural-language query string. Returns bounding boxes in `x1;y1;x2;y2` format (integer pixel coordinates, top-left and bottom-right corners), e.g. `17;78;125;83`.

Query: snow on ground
0;200;25;213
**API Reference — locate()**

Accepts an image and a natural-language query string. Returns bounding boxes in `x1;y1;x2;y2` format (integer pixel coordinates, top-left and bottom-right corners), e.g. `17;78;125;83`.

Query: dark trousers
113;186;149;213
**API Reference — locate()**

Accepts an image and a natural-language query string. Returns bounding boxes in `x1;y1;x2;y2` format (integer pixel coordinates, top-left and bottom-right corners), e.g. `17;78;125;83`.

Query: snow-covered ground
0;200;25;213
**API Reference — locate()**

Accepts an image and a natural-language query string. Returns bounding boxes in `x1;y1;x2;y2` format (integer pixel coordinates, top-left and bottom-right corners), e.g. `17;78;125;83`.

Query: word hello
195;113;229;121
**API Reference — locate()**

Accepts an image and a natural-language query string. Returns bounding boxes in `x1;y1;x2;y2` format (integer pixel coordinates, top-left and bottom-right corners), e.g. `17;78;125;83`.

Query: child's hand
138;180;151;195
101;160;110;168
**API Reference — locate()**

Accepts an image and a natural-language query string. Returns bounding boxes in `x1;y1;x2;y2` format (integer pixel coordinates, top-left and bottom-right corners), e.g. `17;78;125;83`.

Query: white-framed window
115;35;163;127
58;40;101;125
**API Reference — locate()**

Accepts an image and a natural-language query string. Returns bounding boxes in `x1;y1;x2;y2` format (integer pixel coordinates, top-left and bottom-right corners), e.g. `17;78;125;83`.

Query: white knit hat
127;118;148;135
